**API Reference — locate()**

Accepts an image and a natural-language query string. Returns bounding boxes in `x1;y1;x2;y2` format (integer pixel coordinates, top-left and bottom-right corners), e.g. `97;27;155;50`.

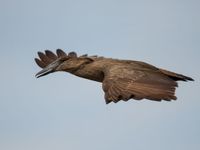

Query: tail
159;68;194;81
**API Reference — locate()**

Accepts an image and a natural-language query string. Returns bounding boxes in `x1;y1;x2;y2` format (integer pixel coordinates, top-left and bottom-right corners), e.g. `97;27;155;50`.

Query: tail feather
159;69;194;81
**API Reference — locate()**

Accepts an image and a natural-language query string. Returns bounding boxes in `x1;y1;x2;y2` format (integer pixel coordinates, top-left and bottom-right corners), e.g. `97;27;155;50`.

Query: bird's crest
35;49;96;78
35;49;80;69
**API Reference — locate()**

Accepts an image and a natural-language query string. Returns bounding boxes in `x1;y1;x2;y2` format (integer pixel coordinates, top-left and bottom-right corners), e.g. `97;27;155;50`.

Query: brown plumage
35;49;194;104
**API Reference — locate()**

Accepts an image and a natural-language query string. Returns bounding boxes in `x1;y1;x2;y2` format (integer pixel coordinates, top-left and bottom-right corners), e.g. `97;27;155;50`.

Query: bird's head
35;50;93;78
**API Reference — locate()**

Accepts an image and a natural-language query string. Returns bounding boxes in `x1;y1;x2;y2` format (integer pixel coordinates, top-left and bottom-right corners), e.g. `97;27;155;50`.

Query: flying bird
35;49;194;104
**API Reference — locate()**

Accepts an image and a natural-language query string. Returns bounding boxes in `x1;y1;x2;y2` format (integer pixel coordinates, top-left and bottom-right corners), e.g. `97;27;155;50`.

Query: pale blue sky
0;0;199;150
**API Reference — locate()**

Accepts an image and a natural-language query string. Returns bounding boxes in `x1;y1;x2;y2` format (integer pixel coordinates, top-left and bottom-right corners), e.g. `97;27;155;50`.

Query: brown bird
35;49;194;104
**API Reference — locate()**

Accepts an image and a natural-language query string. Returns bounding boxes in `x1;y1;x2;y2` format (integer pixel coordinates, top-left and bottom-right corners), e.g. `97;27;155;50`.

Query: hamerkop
35;49;194;104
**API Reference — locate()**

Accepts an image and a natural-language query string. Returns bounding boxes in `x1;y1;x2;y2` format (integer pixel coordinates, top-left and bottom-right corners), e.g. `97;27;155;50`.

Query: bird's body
35;49;194;104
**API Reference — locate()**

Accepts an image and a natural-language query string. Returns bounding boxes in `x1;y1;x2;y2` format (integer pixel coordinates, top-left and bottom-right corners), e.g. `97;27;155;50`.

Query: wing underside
102;66;178;104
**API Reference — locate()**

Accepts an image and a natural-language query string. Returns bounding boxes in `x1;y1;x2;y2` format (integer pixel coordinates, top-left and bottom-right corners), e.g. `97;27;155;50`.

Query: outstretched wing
102;65;178;104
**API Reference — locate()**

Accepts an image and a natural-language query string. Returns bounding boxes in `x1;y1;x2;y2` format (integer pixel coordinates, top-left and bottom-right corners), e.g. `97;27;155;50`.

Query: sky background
0;0;199;150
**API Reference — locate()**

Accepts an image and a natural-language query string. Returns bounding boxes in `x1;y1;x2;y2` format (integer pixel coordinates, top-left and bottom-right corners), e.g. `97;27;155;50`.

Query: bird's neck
70;62;105;82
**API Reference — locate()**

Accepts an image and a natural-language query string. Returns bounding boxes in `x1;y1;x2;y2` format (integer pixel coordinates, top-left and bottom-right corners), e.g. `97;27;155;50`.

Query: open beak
35;60;60;78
